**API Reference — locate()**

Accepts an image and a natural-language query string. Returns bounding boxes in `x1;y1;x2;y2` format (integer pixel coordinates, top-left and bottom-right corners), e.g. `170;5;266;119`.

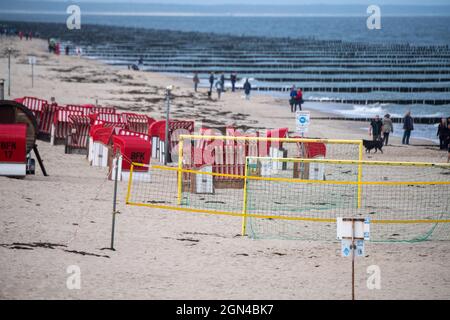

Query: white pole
352;219;355;300
8;48;11;96
110;154;119;250
164;88;171;165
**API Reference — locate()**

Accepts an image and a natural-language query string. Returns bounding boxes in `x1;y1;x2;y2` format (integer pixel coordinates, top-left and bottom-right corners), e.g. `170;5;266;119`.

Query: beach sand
1;37;449;300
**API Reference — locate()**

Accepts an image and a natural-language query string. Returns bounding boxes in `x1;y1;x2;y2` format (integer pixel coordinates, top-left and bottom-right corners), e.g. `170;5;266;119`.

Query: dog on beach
363;139;383;153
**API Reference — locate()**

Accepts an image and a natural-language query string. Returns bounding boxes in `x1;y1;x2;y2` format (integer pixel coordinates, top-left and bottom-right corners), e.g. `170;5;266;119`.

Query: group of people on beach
370;112;450;161
289;86;304;112
17;30;33;41
192;72;252;100
369;112;415;146
1;28;39;39
127;56;144;71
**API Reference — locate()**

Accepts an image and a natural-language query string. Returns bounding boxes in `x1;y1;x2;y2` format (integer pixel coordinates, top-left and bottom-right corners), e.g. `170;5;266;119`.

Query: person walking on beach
402;111;414;145
369;115;383;141
243;79;252;100
230;72;237;92
215;80;222;100
289;85;297;113
296;88;303;111
437;117;449;150
220;73;225;93
65;45;70;56
447;120;450;163
209;72;215;93
193;72;200;92
382;114;393;146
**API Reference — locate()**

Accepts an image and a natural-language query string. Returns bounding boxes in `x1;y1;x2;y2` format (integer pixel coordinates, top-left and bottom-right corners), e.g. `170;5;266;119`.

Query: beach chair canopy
0;100;38;153
112;135;151;171
92;126;115;145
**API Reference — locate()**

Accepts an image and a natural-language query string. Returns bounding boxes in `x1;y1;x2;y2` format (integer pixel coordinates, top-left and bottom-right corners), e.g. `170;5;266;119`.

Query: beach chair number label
1;143;15;159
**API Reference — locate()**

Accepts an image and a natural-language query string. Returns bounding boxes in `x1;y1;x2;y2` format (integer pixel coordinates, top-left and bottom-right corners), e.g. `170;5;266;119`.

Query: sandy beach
1;37;449;300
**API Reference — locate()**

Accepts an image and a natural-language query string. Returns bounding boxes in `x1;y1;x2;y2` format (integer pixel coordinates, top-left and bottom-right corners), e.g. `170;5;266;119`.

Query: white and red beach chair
50;108;83;145
65;114;91;154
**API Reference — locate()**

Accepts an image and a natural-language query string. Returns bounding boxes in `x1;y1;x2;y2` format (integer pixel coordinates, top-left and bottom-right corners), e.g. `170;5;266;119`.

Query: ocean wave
338;105;393;117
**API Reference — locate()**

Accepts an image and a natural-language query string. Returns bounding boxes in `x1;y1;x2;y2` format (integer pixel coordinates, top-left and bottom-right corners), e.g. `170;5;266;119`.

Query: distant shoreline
1;15;450;45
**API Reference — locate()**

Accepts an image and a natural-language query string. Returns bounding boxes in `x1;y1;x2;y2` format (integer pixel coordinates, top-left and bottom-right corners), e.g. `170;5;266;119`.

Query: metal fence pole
164;88;171;165
7;48;11;97
110;155;119;250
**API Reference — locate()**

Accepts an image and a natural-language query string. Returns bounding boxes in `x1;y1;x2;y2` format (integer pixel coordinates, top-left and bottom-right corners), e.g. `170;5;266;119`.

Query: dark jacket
437;122;449;137
244;82;251;94
370;119;383;136
403;115;414;131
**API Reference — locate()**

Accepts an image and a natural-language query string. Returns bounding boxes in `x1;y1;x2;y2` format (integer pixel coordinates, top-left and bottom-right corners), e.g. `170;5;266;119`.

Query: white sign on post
295;111;310;136
28;56;36;65
337;217;370;300
341;239;352;257
355;239;365;257
341;239;365;257
336;217;370;241
337;217;370;258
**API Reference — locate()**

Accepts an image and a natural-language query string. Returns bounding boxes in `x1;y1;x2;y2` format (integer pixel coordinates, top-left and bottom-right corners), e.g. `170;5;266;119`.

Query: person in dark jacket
209;72;215;93
193;72;200;92
447;121;450;163
243;79;251;100
230;72;237;92
369;115;383;141
437;117;449;150
289;85;296;112
402;111;414;145
220;73;225;93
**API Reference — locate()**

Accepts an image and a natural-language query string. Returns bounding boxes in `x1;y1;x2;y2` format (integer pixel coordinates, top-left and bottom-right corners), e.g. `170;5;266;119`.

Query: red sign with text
0;124;27;163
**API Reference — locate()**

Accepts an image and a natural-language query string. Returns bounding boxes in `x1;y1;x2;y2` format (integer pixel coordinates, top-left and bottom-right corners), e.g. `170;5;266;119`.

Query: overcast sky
12;0;450;4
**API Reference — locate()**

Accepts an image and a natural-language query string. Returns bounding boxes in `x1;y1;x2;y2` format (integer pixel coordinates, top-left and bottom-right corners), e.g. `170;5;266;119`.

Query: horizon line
1;10;450;18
